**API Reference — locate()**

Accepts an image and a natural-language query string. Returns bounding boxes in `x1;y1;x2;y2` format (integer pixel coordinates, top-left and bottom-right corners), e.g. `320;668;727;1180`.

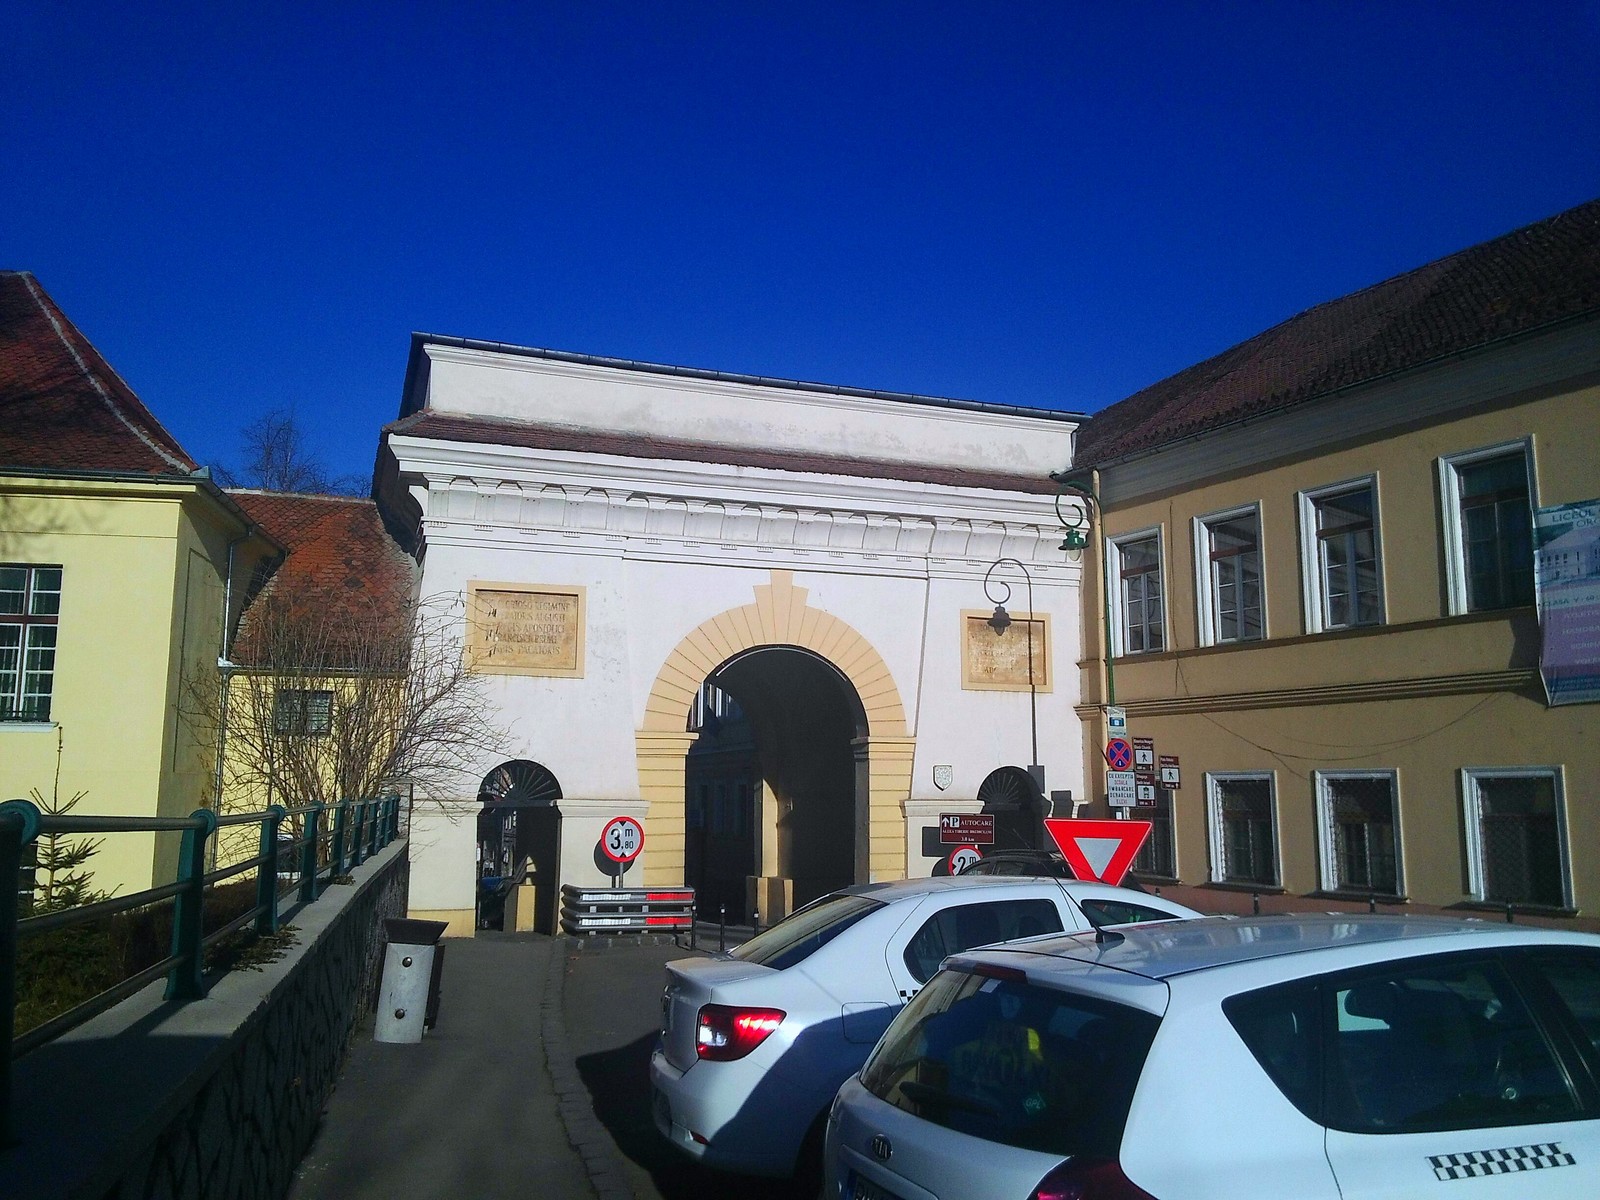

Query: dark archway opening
686;646;867;919
477;759;562;933
978;766;1046;852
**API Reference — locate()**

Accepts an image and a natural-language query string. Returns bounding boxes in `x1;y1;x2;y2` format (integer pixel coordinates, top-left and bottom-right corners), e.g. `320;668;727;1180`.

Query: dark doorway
686;646;868;914
477;760;562;933
978;766;1046;851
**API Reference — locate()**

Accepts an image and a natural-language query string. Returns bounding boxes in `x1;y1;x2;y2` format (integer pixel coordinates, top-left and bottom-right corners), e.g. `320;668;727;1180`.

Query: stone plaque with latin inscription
961;611;1052;692
467;584;585;677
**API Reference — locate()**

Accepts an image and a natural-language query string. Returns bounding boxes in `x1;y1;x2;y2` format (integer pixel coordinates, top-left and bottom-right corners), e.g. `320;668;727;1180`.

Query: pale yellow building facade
1070;200;1600;917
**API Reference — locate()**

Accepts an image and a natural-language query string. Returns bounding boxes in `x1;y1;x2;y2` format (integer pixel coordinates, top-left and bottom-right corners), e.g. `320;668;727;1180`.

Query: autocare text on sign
939;813;996;844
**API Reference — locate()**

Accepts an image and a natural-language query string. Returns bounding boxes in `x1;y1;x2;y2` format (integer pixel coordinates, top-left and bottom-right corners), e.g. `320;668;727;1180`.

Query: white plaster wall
391;343;1090;919
908;569;1083;804
407;801;479;912
422;345;1077;477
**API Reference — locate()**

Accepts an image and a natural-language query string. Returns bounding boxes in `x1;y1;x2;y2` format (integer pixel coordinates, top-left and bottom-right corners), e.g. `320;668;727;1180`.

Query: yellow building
0;271;279;893
1069;199;1600;917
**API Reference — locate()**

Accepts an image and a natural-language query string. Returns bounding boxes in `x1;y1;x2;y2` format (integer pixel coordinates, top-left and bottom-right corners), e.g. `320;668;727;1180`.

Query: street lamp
983;557;1042;785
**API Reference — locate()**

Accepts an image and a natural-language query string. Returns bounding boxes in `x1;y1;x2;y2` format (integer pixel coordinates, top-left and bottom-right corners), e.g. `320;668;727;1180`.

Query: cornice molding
392;434;1080;567
1073;669;1539;717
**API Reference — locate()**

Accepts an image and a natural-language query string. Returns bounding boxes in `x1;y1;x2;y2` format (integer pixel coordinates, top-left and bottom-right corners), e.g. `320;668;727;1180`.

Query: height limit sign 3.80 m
600;815;644;864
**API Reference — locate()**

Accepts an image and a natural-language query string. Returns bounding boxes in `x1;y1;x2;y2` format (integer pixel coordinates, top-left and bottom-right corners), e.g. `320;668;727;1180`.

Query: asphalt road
563;938;817;1200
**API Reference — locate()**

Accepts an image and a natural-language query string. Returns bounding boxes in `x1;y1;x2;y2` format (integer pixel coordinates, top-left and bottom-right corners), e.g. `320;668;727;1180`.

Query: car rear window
1078;899;1181;928
859;967;1159;1158
1226;956;1586;1135
728;893;883;971
902;900;1065;983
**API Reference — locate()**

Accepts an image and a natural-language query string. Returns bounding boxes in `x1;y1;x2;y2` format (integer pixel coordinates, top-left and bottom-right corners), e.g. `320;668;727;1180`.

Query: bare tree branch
212;406;365;495
182;589;508;860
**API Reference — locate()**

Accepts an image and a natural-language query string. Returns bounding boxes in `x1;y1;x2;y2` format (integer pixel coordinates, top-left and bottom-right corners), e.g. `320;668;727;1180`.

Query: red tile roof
227;491;416;668
0;271;198;475
386;409;1062;495
1075;197;1600;467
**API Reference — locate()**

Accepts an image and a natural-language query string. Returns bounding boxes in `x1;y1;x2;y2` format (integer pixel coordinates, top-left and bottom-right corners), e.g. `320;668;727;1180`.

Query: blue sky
8;3;1599;485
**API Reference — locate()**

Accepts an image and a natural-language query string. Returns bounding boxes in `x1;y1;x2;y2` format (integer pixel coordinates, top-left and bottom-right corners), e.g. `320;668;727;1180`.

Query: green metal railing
0;794;402;1146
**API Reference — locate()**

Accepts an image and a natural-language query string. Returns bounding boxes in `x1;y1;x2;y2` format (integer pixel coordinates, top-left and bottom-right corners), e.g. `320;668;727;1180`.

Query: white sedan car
649;875;1200;1187
829;914;1600;1200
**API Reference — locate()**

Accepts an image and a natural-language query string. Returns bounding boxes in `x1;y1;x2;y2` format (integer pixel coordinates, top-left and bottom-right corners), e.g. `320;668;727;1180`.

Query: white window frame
1437;438;1537;616
1105;526;1168;657
1192;503;1266;647
1313;769;1404;896
1461;766;1572;909
1205;771;1280;886
1297;475;1386;635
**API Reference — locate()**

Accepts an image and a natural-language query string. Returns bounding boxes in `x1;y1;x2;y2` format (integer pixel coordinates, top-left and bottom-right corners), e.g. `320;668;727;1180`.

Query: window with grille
1440;444;1535;615
1196;508;1264;645
1465;770;1567;908
0;564;61;722
273;688;333;736
1110;532;1165;654
1208;774;1278;885
1316;772;1400;894
1300;484;1382;632
1132;788;1176;878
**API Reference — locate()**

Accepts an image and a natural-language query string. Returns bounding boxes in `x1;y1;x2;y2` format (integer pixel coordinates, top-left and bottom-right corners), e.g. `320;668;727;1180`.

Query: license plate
847;1171;904;1200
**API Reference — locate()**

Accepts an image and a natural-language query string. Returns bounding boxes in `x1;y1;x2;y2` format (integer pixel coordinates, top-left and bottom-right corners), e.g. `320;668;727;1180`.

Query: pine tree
29;788;104;911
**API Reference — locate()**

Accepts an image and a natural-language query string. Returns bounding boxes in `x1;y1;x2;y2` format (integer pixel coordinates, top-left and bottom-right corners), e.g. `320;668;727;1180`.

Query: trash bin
376;917;449;1043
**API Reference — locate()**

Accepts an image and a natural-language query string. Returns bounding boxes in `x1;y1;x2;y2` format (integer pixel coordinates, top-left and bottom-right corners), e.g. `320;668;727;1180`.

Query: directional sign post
1043;818;1152;887
1159;755;1182;790
939;813;996;845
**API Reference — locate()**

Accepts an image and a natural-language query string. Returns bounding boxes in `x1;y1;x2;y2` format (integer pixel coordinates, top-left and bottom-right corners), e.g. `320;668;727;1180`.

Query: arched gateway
379;336;1087;935
635;571;912;914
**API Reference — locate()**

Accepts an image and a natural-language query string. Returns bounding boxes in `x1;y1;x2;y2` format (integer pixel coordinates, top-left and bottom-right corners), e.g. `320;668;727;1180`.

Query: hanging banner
1535;500;1600;706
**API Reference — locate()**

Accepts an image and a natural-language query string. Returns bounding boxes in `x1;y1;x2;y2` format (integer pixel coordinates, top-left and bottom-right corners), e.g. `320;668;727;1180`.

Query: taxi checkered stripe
1429;1143;1574;1180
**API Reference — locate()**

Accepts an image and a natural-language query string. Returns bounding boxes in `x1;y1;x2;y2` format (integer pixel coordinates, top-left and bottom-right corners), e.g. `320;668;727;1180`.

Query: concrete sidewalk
287;933;607;1200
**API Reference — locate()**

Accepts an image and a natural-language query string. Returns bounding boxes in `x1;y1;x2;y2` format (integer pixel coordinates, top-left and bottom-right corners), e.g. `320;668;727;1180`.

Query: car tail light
1032;1158;1157;1200
696;1004;786;1061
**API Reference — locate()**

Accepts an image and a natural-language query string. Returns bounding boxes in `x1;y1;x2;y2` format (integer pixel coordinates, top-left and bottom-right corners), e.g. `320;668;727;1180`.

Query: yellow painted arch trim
640;570;908;736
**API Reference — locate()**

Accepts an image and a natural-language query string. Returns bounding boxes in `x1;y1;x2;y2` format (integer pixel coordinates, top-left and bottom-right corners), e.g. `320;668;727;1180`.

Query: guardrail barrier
559;885;694;935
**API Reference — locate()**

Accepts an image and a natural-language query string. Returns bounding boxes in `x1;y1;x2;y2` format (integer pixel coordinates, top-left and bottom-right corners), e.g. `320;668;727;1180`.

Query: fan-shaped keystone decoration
479;760;562;807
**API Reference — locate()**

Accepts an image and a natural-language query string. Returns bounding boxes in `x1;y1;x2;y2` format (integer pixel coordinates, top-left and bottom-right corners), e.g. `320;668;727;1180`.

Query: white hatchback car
649;875;1200;1186
828;914;1600;1200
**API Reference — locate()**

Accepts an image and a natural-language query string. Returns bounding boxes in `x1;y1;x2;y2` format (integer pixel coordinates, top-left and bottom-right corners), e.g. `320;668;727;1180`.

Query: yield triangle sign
1043;818;1152;887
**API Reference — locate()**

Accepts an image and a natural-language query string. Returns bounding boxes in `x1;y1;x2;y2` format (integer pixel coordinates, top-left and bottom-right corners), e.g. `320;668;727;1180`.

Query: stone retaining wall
2;841;408;1200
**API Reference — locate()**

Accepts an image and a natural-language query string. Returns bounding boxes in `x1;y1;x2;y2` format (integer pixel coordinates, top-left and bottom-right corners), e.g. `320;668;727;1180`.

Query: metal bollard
719;904;726;953
690;901;697;951
752;908;760;938
1506;902;1515;924
1369;895;1377;913
376;918;448;1043
1252;892;1260;916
